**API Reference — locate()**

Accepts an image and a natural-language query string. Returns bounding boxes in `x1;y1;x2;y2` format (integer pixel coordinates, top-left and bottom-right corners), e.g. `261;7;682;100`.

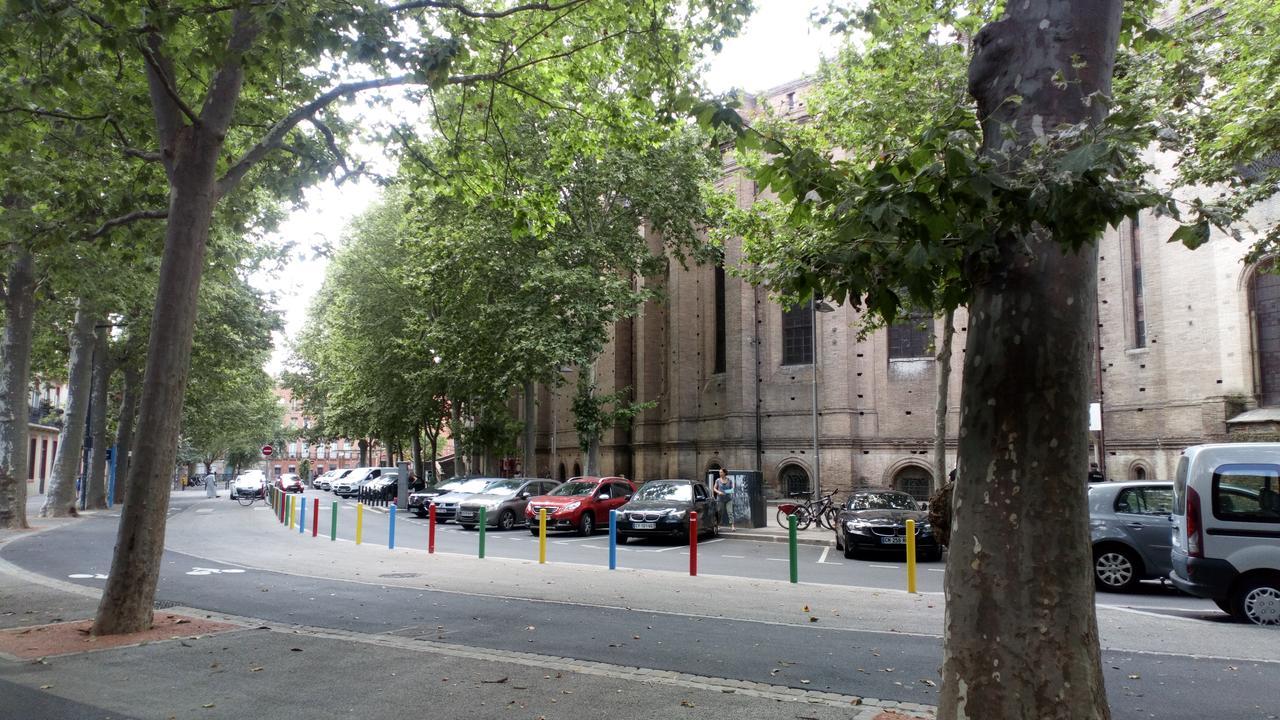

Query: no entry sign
262;445;274;456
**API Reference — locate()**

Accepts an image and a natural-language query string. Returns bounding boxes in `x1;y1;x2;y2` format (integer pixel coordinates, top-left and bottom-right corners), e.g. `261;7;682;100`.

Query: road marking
196;509;215;514
720;555;746;559
651;543;687;553
816;547;844;566
185;566;247;576
766;558;789;562
869;564;900;569
68;573;108;580
701;538;725;545
927;568;945;573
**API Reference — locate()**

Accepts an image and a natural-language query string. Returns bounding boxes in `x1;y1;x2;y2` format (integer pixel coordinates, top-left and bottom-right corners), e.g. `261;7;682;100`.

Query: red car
525;476;635;536
274;473;305;493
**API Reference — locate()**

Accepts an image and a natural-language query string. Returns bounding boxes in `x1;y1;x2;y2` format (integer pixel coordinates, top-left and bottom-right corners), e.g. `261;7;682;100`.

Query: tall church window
781;299;813;365
1129;217;1147;348
1251;260;1280;406
714;263;727;373
888;313;933;360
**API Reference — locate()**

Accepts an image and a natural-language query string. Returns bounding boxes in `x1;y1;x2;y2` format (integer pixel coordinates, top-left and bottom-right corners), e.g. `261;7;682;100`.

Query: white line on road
816;547;843;566
766;558;789;562
720;555;746;559
651;544;687;553
869;564;900;569
927;568;945;573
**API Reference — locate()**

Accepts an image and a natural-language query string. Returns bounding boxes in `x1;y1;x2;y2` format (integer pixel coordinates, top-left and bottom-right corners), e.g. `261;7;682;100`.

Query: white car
230;472;267;500
332;467;398;497
312;470;337;490
1170;443;1280;625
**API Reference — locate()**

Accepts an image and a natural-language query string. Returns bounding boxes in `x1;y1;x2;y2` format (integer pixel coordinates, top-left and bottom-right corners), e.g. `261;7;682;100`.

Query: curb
724;530;836;548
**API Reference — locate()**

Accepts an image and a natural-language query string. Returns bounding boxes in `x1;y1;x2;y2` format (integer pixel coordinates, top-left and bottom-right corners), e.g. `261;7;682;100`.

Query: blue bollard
609;510;617;570
299;498;306;534
388;504;396;549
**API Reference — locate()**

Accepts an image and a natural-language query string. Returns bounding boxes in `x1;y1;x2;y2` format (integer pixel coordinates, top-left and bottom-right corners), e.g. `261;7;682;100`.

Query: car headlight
667;509;686;519
918;523;933;535
562;501;581;512
845;520;870;532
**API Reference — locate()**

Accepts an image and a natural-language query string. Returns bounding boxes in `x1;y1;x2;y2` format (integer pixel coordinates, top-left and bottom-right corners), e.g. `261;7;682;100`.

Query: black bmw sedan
834;489;943;561
615;479;718;543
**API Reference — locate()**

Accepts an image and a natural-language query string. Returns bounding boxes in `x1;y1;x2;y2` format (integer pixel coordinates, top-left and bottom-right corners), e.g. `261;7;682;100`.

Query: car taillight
1186;486;1203;558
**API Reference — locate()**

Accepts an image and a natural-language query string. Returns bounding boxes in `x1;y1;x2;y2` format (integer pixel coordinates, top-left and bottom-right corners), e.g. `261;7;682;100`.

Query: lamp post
811;297;836;499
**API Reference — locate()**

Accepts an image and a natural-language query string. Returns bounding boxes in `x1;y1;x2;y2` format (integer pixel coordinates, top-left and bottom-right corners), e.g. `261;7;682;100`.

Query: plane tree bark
939;1;1122;718
85;321;111;509
0;247;37;529
42;300;96;517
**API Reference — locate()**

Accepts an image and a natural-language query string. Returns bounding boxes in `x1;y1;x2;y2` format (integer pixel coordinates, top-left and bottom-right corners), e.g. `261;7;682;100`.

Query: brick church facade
527;79;1280;500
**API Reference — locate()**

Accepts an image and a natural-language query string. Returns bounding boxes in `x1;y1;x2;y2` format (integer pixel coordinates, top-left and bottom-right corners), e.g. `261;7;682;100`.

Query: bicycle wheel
819;506;839;530
237;494;254;507
775;507;794;529
793;506;814;530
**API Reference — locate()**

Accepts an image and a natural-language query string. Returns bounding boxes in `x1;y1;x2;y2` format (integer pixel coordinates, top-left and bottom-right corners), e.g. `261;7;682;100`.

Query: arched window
893;466;933;502
573;461;582;478
1251;261;1280;406
779;464;810;497
558;463;566;481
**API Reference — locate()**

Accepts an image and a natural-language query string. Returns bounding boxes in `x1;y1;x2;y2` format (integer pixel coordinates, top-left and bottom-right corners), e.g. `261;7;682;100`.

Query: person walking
203;469;217;498
713;468;735;531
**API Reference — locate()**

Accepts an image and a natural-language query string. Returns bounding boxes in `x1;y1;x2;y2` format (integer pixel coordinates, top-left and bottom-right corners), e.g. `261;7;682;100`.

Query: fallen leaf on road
680;700;695;708
1127;674;1140;680
802;605;810;612
919;679;936;687
249;667;263;672
809;617;819;623
202;704;215;709
40;685;53;690
632;635;641;640
481;677;508;684
800;679;811;684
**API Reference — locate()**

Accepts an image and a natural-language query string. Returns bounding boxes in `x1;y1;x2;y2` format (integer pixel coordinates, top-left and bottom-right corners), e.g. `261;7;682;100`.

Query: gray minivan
1170;443;1280;625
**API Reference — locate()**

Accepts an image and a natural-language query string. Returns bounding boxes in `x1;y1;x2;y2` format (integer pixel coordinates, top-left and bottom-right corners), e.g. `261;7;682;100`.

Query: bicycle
774;490;840;530
236;488;266;507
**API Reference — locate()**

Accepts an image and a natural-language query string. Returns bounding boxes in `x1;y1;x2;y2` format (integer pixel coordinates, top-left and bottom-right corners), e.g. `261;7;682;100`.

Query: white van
1169;443;1280;625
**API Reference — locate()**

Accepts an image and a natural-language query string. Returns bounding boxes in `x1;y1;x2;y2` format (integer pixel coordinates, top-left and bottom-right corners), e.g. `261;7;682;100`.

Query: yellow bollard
288;495;296;529
905;518;918;593
538;508;547;564
356;504;364;545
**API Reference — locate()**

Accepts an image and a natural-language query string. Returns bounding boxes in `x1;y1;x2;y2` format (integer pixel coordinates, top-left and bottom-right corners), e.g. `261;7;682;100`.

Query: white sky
256;0;840;374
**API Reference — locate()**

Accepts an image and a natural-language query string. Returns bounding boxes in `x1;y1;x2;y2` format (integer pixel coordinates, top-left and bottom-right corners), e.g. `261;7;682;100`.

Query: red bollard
689;511;698;576
428;503;437;554
312;498;319;537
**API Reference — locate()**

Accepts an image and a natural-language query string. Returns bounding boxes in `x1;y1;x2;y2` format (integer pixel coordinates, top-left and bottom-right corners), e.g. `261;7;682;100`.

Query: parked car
456;478;561;530
274;473;304;493
408;478;472;518
332;467;397;497
320;469;353;492
229;472;267;501
833;489;942;561
615;479;717;542
1088;481;1175;592
428;477;509;522
1170;443;1280;625
525;477;635;536
311;470;335;489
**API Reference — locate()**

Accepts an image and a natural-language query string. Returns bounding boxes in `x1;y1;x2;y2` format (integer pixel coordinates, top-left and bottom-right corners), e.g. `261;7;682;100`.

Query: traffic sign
262;445;274;456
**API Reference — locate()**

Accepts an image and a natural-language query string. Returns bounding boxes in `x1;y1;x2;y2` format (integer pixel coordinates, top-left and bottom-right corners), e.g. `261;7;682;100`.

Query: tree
0;0;749;636
699;0;1223;716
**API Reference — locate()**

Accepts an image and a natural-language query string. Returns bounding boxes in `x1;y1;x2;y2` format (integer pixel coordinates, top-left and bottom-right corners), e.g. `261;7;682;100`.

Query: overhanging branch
90;209;168;239
389;0;588;19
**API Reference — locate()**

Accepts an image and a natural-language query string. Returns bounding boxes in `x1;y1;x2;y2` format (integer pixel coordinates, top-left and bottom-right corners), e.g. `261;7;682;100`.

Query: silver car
456;478;560;530
1088;481;1175;592
430;477;508;522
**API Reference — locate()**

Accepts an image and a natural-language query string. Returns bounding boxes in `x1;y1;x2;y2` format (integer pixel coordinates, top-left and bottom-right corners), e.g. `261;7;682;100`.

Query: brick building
525;79;1280;499
269;387;368;479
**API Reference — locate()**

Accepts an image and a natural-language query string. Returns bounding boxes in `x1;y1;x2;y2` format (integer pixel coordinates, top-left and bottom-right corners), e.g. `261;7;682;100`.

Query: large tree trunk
523;380;536;477
424;415;440;483
358;438;369;467
932;309;955;492
94;132;225;635
42;301;96;517
86;322;111;509
0;247;37;529
940;3;1121;719
112;350;143;502
411;424;424;481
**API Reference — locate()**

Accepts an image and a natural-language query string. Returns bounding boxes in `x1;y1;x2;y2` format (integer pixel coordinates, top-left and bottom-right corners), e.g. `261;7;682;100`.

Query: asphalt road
5;494;1275;719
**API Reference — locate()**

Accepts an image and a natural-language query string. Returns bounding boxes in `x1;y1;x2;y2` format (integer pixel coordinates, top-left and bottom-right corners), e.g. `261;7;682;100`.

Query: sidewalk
0;524;931;720
728;521;836;547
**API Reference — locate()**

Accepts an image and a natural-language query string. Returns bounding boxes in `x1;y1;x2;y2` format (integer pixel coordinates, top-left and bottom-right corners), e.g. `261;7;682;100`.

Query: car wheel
529;527;540;536
1214;598;1234;615
1093;546;1142;592
843;537;856;560
616;533;629;545
1231;576;1280;626
459;524;475;531
577;512;595;536
498;509;516;531
413;508;426;518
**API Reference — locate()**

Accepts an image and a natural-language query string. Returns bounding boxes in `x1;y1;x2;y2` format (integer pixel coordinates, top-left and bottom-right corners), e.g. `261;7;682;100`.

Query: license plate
880;536;906;545
634;522;656;530
460;511;474;518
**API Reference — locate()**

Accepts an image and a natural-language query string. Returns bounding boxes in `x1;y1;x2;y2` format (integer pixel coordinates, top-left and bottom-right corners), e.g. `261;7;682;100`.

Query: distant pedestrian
713;468;735;531
203;470;217;498
1087;462;1105;484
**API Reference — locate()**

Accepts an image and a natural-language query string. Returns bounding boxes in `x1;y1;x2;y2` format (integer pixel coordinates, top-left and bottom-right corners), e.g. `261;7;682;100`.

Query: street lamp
811;296;835;500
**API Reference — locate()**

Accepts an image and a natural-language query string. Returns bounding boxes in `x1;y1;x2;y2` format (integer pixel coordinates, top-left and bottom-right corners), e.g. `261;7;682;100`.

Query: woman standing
713;468;735;531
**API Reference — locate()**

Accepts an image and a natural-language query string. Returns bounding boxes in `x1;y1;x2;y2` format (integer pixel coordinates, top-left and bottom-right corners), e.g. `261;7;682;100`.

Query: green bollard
478;507;487;559
788;513;798;584
330;501;338;541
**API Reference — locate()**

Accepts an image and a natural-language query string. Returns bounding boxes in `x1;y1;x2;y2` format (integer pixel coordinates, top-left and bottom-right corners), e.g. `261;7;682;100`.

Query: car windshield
450;479;496;494
634;482;692;502
550;481;598;497
427;481;465;494
482;479;523;494
847;493;917;511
